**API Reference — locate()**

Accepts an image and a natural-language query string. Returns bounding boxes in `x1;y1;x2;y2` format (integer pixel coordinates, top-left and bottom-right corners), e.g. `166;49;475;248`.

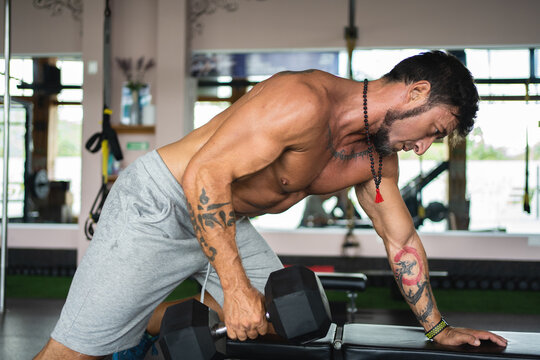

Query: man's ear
408;80;431;104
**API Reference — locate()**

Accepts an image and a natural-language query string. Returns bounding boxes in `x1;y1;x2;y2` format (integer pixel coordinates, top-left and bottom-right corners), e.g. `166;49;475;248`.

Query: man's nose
414;137;435;155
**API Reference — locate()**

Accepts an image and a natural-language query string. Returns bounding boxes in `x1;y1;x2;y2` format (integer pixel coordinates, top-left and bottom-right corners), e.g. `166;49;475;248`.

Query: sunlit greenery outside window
464;49;539;232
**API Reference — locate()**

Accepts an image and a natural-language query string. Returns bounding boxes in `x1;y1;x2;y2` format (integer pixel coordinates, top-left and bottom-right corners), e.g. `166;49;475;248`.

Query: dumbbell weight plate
159;299;225;360
264;265;332;344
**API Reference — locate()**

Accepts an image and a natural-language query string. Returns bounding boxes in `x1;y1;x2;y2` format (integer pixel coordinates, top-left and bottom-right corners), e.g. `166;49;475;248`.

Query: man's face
372;104;458;157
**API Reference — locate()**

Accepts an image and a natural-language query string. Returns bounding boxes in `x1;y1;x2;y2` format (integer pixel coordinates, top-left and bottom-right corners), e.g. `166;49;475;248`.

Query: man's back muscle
158;71;383;216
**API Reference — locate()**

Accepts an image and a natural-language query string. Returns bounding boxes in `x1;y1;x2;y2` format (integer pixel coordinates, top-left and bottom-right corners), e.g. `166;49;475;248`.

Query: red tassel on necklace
375;188;384;203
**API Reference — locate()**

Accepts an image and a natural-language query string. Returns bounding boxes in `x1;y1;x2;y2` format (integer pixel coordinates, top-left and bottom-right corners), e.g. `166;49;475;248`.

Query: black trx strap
84;0;122;240
84;107;123;161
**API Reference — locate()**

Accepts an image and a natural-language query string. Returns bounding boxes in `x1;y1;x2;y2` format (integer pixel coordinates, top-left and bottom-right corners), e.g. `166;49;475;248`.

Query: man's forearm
388;239;442;330
186;185;250;291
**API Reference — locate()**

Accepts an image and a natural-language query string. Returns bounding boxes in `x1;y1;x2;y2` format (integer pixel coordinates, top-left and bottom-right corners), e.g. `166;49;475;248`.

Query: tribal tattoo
415;285;435;324
393;246;434;324
326;127;369;161
188;188;236;262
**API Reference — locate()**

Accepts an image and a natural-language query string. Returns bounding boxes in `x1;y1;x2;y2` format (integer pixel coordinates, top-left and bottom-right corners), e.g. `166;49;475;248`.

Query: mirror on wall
1;56;83;224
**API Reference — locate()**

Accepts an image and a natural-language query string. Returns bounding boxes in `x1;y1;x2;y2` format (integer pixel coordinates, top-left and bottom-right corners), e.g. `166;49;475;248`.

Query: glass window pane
476;84;527;97
57;59;83;85
250;200;307;230
467;101;540;233
529;83;540;96
57;59;83;102
197;85;232;99
466;49;530;79
57;89;83;102
216;86;232;99
54;104;83;217
534;49;540;78
346;49;430;80
194;101;230;129
0;105;28;219
0;58;33;97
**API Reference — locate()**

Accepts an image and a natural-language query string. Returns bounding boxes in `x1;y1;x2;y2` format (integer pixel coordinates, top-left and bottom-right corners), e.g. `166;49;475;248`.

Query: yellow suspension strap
84;106;122;240
83;1;123;239
101;108;112;185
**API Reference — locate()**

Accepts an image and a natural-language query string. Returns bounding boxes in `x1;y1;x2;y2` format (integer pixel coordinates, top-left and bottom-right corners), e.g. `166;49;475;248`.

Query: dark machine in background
301;161;451;230
400;161;450;229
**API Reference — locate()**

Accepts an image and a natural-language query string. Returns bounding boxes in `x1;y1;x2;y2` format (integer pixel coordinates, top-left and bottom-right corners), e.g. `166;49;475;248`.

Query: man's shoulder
267;70;333;107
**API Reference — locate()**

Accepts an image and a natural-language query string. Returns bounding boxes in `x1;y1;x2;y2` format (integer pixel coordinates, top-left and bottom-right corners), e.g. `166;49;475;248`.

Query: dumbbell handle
211;312;271;338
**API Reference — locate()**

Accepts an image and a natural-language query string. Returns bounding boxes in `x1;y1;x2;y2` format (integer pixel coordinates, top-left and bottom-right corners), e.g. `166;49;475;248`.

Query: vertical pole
1;0;12;314
536;165;539;220
103;0;111;109
344;0;357;80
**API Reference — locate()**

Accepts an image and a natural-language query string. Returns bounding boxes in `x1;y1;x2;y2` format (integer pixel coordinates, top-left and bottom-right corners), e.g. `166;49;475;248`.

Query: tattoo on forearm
326;127;369;161
393;246;434;324
188;188;236;262
396;261;428;305
415;285;435;323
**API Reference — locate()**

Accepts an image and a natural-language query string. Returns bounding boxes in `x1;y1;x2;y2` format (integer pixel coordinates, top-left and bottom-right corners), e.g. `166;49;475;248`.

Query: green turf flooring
6;275;540;315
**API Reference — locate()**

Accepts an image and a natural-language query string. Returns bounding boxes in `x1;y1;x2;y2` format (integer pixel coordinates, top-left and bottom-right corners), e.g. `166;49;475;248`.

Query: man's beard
371;103;432;157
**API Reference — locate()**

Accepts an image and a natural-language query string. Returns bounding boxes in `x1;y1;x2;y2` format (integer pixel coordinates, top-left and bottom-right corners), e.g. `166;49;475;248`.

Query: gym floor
2;298;540;360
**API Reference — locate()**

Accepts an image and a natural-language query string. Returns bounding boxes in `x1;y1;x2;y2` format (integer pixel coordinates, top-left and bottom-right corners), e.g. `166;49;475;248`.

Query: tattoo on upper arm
188;188;236;262
393;246;434;324
326;126;369;161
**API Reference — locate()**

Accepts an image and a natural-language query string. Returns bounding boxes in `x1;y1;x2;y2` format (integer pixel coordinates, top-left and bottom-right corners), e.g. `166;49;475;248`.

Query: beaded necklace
363;79;384;203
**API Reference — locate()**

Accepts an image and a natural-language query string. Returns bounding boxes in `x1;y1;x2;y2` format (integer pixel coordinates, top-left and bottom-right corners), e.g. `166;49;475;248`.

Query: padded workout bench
224;270;540;359
226;323;540;359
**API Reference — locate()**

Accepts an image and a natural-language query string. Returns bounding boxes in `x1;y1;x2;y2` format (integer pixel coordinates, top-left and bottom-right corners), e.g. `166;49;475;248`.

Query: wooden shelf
111;124;155;134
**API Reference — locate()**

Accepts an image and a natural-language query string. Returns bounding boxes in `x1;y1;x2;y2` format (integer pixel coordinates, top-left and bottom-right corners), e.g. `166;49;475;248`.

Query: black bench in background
317;272;368;323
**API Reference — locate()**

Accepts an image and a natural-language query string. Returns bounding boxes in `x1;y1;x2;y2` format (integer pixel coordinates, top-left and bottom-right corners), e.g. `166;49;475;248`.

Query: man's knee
34;338;105;360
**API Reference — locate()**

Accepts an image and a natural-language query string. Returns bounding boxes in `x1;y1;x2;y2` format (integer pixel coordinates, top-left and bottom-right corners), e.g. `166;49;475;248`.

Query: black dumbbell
159;265;332;360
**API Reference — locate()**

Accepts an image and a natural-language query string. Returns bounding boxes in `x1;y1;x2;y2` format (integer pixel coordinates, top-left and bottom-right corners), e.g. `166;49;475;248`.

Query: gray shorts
51;150;283;356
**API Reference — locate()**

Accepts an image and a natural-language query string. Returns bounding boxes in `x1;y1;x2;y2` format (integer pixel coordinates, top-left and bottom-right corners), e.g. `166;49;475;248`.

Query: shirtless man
35;51;507;359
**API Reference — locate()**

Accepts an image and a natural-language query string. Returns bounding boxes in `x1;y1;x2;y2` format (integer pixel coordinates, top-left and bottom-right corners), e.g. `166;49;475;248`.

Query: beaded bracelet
425;318;449;340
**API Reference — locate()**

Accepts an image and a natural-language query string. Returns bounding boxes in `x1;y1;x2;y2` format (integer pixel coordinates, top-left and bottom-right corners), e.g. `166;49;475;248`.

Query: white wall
155;0;192;146
4;0;539;57
0;0;81;55
192;0;540;51
262;228;540;261
77;0;107;261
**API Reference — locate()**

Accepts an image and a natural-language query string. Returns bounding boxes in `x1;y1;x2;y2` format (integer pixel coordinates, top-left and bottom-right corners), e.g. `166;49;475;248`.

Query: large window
191;48;540;234
464;49;539;233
